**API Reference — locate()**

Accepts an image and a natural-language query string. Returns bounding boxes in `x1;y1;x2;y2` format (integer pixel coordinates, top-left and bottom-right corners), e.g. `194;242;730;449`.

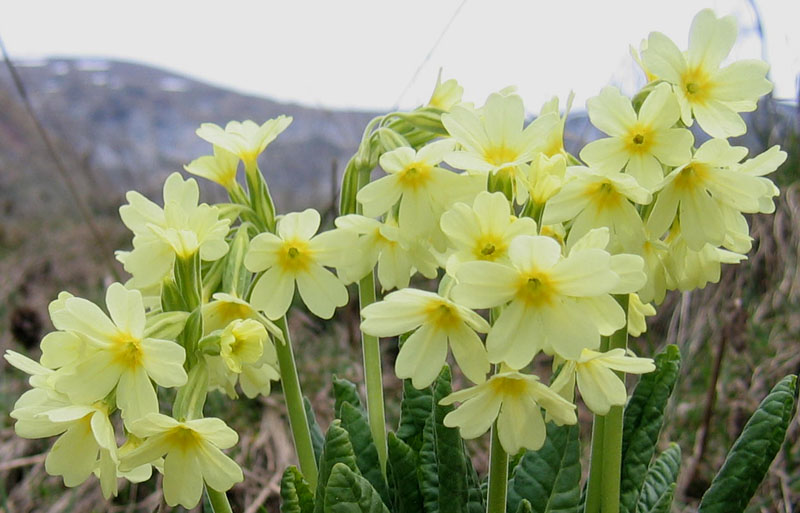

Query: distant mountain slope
0;58;378;212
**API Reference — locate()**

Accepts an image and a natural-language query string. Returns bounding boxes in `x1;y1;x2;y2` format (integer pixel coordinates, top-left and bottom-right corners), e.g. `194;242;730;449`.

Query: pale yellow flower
245;209;356;320
440;191;537;273
580;84;693;190
627;293;656;337
52;283;187;425
119;173;230;289
361;289;490;388
334;214;415;291
550;348;655;415
440;369;576;454
120;414;243;509
196;117;292;167
219;319;265;373
357;140;482;241
427;70;464;111
452;235;623;366
641;9;772;138
646;139;778;250
542;166;652;250
184;145;240;189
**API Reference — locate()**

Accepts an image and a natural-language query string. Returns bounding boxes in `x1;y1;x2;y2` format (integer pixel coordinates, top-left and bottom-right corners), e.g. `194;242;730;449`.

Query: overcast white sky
1;0;797;112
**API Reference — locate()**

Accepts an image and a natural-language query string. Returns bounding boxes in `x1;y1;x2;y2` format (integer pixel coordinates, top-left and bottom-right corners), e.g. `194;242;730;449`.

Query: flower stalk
274;316;319;489
486;422;509;513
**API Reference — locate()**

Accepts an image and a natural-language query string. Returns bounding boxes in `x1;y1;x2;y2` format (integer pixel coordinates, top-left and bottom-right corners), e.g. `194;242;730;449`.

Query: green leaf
635;443;681;513
387;432;424;513
432;366;469;513
314;421;360;513
465;442;486;513
417;366;469;513
698;374;798;513
397;378;434;452
339;402;390;505
514;499;533;513
506;422;581;513
281;466;315;513
304;396;325;465
620;344;681;513
333;376;364;418
418;413;440;513
324;463;390;513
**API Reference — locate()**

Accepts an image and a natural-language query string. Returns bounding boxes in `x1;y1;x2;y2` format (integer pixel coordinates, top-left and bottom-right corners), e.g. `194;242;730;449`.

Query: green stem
601;295;630;513
206;487;233;513
274;316;319;489
174;253;202;312
585;333;611;513
584;414;605;513
486;422;509;513
244;161;276;233
358;270;388;476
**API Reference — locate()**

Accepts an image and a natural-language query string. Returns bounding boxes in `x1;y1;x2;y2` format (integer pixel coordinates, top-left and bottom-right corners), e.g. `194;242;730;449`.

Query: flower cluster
4;7;785;507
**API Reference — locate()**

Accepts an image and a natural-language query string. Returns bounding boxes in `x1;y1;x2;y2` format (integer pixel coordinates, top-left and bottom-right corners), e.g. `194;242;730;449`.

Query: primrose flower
118;173;230;289
542;166;652;250
550;348;655;415
443;93;560;176
440;191;537;273
53;283;188;424
334;214;415;291
196;117;292;167
219;319;266;373
664;223;746;292
646;139;779;250
641;9;772;138
538;93;574;159
202;292;282;340
440;368;576;454
361;289;491;388
184;145;240;190
120;414;243;509
627;293;656;337
7;369;117;491
427;71;464;111
452;235;623;367
580;84;693;190
245;209;356;320
525;153;568;206
357;140;482;242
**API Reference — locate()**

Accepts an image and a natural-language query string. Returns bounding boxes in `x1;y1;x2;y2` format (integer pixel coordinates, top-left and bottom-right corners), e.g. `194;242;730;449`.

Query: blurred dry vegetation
0;58;799;512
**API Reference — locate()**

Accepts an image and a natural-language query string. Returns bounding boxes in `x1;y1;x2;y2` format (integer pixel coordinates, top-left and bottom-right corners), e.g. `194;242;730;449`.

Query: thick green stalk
584;414;605;513
601;294;630;513
486;422;509;513
206;487;233;513
584;333;611;513
274;317;319;489
358;269;388;475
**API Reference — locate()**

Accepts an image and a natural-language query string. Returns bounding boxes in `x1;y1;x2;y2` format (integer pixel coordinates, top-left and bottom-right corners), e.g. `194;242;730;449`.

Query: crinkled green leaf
333;376;364;418
506;422;581;513
635;443;680;513
465;442;485;513
339;401;390;505
304;396;325;465
620;344;681;513
281;466;315;513
387;431;424;513
324;463;390;513
418;414;439;513
698;374;797;513
417;366;469;513
397;377;434;452
315;421;359;513
432;366;469;513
